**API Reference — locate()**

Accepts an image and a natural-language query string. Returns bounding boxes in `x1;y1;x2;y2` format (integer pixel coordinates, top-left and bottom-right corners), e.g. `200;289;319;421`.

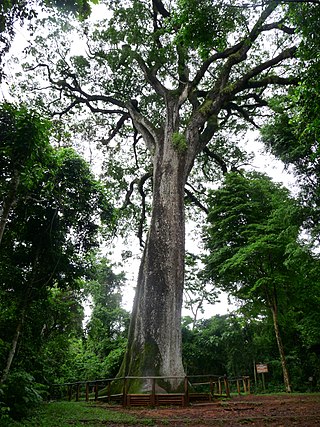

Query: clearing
109;393;320;426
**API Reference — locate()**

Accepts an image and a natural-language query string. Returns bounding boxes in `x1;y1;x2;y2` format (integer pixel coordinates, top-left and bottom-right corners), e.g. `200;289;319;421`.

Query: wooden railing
50;374;250;407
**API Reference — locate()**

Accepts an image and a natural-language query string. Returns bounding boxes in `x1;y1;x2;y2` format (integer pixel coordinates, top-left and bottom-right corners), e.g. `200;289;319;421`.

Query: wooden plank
189;393;211;403
155;393;185;406
85;383;89;402
127;394;151;407
151;378;156;406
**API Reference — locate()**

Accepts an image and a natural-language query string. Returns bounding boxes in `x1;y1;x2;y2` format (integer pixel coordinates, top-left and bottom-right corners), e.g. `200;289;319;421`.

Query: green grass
4;401;154;427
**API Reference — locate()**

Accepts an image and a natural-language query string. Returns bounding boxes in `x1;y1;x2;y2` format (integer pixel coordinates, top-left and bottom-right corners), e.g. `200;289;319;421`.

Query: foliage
204;172;302;303
172;132;188;153
15;0;304;235
0;102;51;193
77;257;130;379
170;0;245;58
30;258;130;385
182;311;320;392
183;313;266;378
260;2;320;240
0;370;46;421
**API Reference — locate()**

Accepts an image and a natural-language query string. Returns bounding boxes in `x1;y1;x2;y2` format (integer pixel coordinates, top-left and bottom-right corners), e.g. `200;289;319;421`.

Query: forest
1;0;320;423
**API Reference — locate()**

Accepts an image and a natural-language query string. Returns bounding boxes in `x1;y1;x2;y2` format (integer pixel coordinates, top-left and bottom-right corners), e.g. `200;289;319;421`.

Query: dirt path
106;394;320;426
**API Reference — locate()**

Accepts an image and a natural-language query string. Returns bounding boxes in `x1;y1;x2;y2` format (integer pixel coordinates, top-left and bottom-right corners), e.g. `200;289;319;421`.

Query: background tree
83;257;130;379
260;1;320;240
0;103;114;385
0;102;51;243
204;171;310;392
182;314;259;378
39;258;130;385
8;0;318;390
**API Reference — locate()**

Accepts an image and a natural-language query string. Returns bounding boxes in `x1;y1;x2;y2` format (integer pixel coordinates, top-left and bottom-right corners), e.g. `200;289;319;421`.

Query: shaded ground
105;393;320;426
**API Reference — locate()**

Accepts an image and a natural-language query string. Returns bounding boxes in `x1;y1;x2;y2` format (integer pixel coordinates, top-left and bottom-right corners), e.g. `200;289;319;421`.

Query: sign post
256;364;268;391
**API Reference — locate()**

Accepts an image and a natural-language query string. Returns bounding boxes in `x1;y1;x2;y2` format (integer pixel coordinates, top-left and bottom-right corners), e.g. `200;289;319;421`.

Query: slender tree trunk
121;120;191;391
0;169;19;245
0;304;26;384
270;304;292;393
1;256;37;384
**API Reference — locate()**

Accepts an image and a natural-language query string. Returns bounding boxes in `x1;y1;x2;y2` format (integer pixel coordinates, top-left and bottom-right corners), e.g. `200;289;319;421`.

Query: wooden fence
50;374;250;407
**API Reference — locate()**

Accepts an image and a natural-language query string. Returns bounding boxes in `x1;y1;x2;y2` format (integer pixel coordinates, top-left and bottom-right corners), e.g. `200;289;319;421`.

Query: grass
4;401;155;427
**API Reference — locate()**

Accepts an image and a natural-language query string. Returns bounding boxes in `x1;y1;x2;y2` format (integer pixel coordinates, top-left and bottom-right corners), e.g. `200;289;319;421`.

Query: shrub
0;370;47;420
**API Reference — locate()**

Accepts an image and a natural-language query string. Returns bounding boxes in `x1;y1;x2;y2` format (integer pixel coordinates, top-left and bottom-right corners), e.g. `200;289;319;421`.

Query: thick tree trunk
270;304;292;393
121;129;189;392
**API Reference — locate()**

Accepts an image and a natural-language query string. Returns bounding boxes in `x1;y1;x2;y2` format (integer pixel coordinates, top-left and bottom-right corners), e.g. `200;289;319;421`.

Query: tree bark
121;110;190;392
270;303;292;393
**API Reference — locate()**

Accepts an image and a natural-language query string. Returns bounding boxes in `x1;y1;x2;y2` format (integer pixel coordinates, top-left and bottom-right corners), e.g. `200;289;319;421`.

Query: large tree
14;0;317;390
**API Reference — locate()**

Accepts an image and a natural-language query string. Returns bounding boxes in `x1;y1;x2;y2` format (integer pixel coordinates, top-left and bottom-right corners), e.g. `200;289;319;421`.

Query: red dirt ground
105;394;320;426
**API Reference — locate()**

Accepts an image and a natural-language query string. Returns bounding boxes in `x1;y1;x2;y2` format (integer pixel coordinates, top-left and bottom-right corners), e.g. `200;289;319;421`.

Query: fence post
123;377;128;406
209;377;213;401
237;379;241;395
150;377;156;406
76;383;80;401
243;377;247;393
224;375;231;398
68;384;72;401
85;383;89;402
107;380;111;403
94;382;99;401
184;376;189;406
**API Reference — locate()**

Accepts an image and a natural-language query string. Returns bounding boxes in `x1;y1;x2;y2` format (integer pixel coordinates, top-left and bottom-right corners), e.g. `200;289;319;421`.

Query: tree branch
203;146;229;175
152;0;170;18
192;41;245;88
246;75;299;89
133;51;168;97
226;102;262;128
126;100;158;153
101;113;130;146
137;171;153;247
233;46;298;93
184;187;208;214
120;172;153;247
261;21;295;34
